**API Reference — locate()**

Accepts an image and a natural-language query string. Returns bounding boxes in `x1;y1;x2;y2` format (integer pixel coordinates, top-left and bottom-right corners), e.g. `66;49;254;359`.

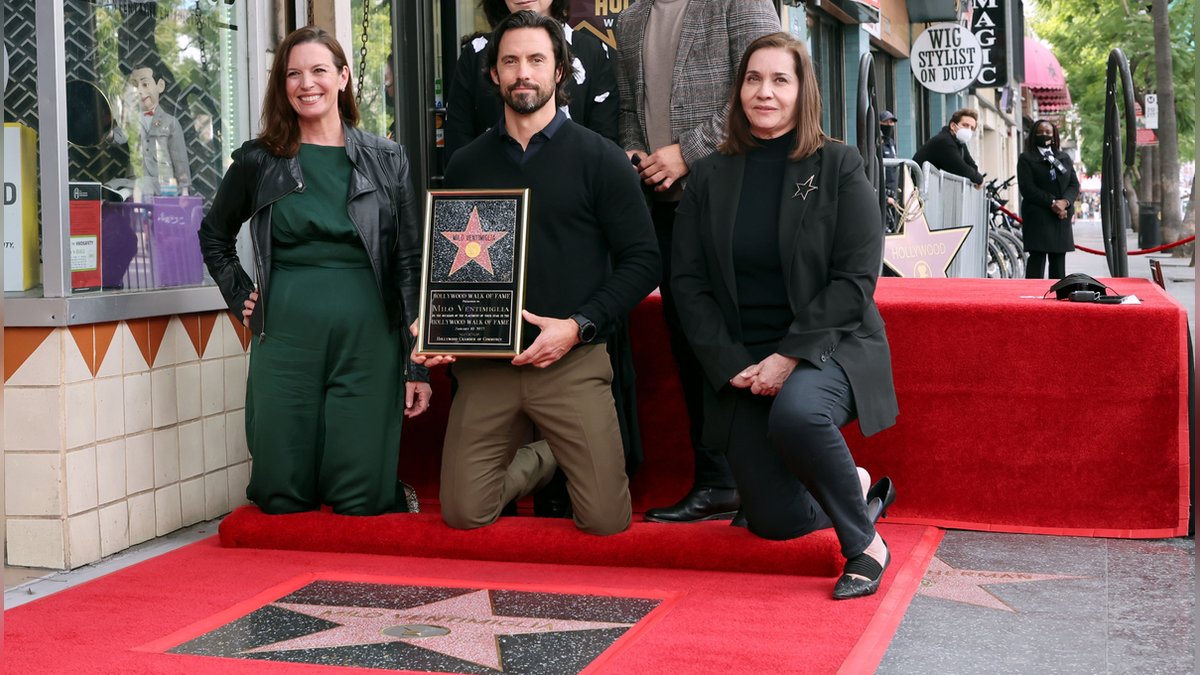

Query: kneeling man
424;11;659;535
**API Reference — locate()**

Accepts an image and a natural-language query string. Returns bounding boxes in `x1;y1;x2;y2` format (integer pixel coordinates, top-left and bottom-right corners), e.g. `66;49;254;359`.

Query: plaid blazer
614;0;780;168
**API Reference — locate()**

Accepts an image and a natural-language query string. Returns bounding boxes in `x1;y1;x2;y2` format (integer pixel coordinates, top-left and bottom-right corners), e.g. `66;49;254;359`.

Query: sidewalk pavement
1066;218;1195;334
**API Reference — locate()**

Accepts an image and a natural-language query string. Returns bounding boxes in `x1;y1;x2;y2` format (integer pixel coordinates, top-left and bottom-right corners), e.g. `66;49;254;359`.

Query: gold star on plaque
441;207;508;276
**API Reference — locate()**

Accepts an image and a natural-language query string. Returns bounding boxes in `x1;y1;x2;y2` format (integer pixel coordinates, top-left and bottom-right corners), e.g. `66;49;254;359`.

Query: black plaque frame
416;188;530;356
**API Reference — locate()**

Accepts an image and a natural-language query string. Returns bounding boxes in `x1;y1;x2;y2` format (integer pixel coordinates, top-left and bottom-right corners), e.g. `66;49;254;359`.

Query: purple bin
149;195;205;288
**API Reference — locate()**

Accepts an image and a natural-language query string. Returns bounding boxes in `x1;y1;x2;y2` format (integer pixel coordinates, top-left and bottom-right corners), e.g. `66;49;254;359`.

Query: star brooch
793;175;818;200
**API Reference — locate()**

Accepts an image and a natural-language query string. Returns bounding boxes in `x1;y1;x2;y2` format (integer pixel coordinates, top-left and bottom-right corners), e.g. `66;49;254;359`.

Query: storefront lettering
3;182;14;206
971;0;1008;87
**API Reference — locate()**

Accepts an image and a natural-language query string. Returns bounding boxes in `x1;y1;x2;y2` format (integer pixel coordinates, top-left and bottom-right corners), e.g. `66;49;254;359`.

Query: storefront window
807;10;845;141
2;0;250;300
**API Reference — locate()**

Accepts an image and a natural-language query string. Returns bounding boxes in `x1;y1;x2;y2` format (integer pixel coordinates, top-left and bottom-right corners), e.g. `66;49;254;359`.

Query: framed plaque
416;189;530;356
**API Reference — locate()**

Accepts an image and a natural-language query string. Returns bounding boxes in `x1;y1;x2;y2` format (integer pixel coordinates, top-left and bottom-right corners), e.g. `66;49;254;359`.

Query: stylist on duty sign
911;23;983;94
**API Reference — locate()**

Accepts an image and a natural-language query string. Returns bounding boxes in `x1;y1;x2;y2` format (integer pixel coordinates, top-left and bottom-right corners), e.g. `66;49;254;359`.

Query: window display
2;0;249;298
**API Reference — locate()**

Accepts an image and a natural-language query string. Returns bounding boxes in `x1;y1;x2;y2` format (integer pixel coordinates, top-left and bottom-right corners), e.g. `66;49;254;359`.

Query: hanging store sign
912;23;983;94
970;0;1008;87
570;0;630;49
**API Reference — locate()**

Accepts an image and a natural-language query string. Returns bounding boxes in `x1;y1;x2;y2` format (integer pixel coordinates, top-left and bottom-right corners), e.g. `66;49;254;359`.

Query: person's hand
730;364;761;389
511;310;580;368
404;381;432;418
638;144;688;192
749;353;799;397
408;319;457;367
973;182;983;190
241;291;258;328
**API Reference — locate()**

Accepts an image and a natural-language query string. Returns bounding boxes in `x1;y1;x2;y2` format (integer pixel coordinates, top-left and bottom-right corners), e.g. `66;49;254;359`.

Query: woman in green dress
199;26;430;515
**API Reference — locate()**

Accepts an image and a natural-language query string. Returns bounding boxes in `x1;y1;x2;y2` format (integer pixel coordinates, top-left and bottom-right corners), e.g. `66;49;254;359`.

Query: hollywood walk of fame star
242;589;633;671
918;556;1087;612
441;207;508;276
882;183;971;278
793;175;819;200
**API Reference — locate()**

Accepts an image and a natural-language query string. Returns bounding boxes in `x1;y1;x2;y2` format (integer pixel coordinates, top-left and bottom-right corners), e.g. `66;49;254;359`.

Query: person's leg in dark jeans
1025;250;1047;279
644;200;740;523
1047;252;1066;279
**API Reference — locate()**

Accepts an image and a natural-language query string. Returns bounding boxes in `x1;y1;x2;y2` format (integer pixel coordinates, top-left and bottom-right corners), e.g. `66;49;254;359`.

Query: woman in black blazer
1018;119;1080;279
445;0;618;159
672;33;899;600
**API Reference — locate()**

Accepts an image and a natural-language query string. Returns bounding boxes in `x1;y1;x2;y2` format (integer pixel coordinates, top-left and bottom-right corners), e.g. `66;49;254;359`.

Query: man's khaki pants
439;344;632;535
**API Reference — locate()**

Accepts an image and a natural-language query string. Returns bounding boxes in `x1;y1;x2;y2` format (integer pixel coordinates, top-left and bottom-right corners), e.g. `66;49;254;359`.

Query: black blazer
913;126;984;185
1017;148;1080;253
445;24;618;159
672;141;898;438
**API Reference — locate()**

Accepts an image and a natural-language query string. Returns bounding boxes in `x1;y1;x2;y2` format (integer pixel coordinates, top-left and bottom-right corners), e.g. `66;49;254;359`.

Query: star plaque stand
882;182;972;278
417;189;530;356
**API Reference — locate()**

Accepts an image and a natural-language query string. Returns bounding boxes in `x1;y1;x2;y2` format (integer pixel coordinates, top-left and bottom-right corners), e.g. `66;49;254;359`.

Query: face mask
954;127;974;144
880;125;894;139
1035;134;1053;147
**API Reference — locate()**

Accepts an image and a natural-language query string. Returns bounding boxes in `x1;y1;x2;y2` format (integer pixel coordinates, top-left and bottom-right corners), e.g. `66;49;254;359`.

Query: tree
1151;0;1185;251
1030;0;1194;176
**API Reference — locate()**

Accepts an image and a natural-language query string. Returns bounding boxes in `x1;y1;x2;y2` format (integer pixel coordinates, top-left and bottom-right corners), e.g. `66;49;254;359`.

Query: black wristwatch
570;313;598;344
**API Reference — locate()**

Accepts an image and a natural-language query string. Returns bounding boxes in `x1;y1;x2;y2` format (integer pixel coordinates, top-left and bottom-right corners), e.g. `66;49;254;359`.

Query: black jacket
445;23;618;159
672;142;898;441
198;125;425;377
913;126;984;185
1017;147;1080;253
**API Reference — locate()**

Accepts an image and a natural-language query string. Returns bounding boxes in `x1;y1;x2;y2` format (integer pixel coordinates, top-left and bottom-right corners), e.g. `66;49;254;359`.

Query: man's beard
503;79;554;114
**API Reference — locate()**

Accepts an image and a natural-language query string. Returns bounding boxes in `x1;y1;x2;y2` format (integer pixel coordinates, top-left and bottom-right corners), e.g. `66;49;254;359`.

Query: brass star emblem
792;175;819;200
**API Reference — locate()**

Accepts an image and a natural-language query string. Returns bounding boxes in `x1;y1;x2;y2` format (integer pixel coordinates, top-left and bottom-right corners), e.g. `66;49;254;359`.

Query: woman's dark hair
1025;118;1061;153
720;32;828;160
486;11;572;107
480;0;569;28
259;26;359;157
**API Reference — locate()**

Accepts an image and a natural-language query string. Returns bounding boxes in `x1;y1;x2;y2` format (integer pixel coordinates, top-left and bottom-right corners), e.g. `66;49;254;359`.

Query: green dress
245;143;404;515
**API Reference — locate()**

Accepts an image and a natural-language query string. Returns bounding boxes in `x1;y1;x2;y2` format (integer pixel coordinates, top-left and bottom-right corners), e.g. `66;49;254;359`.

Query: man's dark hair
486;10;572;107
480;0;569;27
949;108;978;125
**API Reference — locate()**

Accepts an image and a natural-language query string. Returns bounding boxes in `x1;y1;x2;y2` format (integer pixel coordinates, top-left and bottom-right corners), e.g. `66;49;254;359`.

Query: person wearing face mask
880;110;899;230
1017;119;1079;279
912;108;984;187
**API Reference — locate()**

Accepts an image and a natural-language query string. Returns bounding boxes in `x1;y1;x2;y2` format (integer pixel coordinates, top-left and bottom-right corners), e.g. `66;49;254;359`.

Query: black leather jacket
198;125;427;380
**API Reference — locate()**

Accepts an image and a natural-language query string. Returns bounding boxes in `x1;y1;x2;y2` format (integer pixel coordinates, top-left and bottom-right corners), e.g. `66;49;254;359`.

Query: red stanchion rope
1075;235;1195;256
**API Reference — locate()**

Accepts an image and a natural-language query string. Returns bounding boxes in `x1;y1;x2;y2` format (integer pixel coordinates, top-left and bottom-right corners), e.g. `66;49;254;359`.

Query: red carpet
4;524;941;674
219;507;844;577
402;279;1189;537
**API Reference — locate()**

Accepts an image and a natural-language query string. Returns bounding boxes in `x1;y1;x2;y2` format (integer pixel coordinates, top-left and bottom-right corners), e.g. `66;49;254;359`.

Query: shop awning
1024;37;1072;113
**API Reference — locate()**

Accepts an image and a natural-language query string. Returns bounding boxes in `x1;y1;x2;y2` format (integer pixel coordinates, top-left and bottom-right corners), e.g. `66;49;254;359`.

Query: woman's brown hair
259;26;360;157
719;32;828;160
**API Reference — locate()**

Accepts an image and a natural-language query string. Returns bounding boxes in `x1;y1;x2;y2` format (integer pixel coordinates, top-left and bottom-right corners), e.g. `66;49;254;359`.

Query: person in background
199;26;431;515
445;0;617;158
1017;118;1079;279
419;11;660;536
671;32;898;599
880;109;899;231
616;0;780;525
913;108;983;188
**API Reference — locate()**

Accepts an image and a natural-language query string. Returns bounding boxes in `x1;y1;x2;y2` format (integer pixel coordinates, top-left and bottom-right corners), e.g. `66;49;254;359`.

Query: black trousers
652;200;736;489
724;361;874;558
1025;251;1066;279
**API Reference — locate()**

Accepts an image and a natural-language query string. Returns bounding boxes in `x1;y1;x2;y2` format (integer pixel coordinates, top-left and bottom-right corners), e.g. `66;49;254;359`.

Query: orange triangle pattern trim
180;314;203;358
197;313;218;357
68;325;96;377
94;322;120;375
147;317;170;366
4;327;55;383
226;311;251;352
127;318;152;369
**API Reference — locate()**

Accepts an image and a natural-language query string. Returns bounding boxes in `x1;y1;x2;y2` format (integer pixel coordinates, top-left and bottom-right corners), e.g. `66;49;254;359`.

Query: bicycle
984;177;1026;278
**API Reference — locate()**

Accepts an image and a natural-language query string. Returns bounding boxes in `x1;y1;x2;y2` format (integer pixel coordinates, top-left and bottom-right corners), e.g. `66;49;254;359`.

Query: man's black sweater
913;126;984;185
444;119;660;344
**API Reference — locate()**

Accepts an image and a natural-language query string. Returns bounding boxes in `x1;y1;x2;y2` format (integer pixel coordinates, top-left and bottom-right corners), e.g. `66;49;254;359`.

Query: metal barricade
917;163;988;277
